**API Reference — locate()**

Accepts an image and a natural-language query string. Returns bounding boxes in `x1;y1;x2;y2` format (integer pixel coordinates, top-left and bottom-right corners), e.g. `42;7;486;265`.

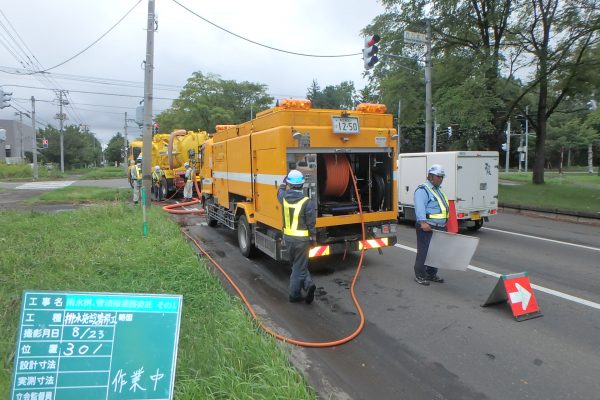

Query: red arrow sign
482;272;542;321
503;275;540;317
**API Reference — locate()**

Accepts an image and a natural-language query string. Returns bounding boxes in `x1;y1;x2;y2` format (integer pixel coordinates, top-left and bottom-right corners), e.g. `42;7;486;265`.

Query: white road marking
394;243;600;310
16;181;75;190
482;227;600;252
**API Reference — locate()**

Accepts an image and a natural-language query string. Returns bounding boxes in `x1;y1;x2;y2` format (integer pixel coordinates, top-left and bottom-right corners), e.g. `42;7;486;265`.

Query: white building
0;119;35;164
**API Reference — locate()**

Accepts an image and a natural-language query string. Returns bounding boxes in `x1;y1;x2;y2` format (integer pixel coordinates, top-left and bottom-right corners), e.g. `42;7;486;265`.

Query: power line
4;84;178;100
171;0;361;58
2;0;142;75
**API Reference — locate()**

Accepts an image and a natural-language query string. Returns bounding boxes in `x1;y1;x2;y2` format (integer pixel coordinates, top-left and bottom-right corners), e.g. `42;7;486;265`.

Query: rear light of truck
490;209;497;215
457;213;465;218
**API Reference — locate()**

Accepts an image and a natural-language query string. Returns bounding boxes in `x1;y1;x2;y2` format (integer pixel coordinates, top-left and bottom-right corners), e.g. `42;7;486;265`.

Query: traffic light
501;143;507;152
42;138;49;149
0;87;12;109
447;126;452;137
363;34;380;70
152;122;159;134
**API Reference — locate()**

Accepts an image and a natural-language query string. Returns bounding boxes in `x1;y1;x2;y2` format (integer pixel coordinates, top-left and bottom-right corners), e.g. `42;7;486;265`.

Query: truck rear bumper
307;235;398;258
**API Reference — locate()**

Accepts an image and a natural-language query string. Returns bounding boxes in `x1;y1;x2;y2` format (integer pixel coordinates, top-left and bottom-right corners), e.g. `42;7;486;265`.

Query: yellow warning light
215;125;236;132
356;103;387;113
279;99;312;110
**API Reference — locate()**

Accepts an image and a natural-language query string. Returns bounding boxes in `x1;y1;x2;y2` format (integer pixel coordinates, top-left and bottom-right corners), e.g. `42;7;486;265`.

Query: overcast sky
0;0;385;146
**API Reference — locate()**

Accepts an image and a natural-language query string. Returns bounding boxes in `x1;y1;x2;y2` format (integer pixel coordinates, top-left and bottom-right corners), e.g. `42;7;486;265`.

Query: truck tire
237;215;256;258
467;219;484;231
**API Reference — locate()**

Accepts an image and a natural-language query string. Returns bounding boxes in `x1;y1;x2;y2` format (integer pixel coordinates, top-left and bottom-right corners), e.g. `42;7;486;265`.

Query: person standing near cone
413;164;448;285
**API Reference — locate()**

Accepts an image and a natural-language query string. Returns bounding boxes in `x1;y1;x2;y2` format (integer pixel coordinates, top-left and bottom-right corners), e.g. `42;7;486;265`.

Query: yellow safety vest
152;170;163;182
283;197;310;237
423;184;449;219
133;166;142;180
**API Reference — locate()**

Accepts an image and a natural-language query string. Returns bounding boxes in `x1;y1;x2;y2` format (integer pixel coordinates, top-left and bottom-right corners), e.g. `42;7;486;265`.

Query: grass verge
499;172;600;213
25;186;131;204
78;167;127;180
0;164;63;181
0;205;315;399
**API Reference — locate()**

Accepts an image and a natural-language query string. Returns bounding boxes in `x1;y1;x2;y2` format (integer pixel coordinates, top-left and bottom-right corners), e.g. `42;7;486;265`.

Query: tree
39;124;98;169
156;72;273;132
305;80;357;109
509;0;600;183
105;132;125;164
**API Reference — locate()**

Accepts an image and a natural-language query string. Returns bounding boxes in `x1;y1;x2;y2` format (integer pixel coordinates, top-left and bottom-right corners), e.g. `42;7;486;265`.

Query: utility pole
424;19;433;152
432;106;437;152
525;105;529;173
142;0;156;205
397;100;401;155
505;121;511;173
55;90;68;173
31;96;38;179
15;111;25;160
124;111;129;172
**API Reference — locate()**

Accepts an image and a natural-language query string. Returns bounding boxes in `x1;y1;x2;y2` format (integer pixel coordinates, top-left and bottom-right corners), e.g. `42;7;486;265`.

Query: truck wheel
237;215;256;258
467;220;484;231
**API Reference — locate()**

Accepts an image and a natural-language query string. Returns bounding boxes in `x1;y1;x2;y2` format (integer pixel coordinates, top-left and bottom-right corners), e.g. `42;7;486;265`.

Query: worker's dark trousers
286;237;313;299
413;224;444;279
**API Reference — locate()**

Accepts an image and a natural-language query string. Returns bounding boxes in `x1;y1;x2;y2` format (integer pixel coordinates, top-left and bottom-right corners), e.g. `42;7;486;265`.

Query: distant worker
277;169;317;304
131;157;143;204
127;159;135;187
413;164;448;285
152;165;165;201
183;162;193;201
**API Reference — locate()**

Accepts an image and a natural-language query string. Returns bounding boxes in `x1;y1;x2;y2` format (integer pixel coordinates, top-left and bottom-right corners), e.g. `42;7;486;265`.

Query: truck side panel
456;155;499;211
213;140;229;206
226;135;253;200
398;156;426;206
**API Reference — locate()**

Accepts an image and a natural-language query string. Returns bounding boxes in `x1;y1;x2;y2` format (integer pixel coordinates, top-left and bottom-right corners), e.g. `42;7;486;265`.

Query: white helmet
428;164;445;177
286;169;305;185
184;162;190;167
154;165;160;171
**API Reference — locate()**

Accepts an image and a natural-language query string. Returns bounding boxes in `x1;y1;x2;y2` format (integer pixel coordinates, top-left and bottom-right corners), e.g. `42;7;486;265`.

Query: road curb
499;204;600;227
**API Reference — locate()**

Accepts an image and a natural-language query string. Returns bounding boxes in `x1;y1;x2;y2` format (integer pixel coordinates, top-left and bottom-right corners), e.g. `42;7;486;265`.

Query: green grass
78;166;127;180
0;205;315;399
25;186;131;204
499;172;600;213
0;163;64;180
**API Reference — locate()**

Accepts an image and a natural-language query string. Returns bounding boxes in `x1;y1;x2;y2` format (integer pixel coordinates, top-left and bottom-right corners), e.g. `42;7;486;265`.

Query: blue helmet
286;169;305;185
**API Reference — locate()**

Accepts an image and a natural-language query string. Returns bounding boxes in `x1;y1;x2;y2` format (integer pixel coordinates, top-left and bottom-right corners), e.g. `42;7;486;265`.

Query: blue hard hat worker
286;169;305;186
277;169;317;304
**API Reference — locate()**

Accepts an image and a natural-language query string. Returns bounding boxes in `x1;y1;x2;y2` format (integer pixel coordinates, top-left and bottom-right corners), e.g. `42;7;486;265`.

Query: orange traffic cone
447;200;458;234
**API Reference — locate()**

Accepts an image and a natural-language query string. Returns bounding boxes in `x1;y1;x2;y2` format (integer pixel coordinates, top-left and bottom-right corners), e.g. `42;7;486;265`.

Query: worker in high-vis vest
277;169;317;304
413;164;448;286
131;157;143;204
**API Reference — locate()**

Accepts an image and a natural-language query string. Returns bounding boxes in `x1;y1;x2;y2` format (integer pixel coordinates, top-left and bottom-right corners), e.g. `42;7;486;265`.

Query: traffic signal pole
142;0;156;206
31;96;38;180
424;19;433;152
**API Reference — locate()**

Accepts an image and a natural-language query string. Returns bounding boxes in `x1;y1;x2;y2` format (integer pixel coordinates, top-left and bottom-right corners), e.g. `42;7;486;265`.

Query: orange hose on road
178;155;368;348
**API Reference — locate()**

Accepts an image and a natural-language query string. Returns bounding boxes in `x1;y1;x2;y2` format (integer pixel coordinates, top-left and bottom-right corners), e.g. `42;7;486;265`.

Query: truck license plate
331;116;359;134
470;212;481;220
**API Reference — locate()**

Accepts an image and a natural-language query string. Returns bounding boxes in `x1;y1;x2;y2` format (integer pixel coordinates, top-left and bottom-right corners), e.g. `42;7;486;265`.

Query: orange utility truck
199;99;399;260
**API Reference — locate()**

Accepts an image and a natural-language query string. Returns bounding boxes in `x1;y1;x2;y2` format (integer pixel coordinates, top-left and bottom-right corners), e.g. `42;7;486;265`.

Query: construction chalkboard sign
10;291;183;400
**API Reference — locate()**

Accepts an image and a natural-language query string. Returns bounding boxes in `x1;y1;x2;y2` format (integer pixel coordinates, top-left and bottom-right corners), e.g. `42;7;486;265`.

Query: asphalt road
183;212;600;400
3;179;599;399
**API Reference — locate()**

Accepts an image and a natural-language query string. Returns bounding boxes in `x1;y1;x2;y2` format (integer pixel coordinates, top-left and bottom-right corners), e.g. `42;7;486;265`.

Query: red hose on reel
323;154;350;197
